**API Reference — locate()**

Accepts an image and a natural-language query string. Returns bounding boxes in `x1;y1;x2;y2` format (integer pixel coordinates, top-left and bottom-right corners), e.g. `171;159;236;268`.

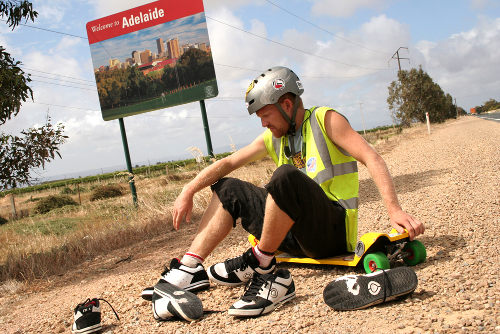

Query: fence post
10;194;17;220
77;183;82;205
425;112;431;135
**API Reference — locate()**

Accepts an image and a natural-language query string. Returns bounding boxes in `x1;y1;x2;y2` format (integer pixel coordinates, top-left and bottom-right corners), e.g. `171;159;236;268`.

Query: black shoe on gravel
208;248;276;286
228;269;295;317
72;298;119;334
323;266;418;311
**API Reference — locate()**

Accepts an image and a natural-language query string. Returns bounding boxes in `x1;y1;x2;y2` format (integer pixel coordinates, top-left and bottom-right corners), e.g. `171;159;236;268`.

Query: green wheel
403;240;427;266
363;252;390;273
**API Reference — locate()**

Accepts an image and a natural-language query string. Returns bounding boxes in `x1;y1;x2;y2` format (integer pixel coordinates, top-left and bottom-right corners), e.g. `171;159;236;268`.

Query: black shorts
210;164;347;258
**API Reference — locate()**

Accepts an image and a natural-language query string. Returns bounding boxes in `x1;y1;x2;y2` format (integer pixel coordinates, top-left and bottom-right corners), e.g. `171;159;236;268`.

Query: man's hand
172;189;194;230
389;209;425;240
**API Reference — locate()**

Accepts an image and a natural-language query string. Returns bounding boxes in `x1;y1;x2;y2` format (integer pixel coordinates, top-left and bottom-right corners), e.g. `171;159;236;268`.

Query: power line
29;73;96;87
206;15;388;71
206;15;387;71
26;101;100;111
30;79;96;91
21;66;95;83
10;16;389;77
264;0;388;55
0;19;87;39
24;97;246;113
214;63;370;78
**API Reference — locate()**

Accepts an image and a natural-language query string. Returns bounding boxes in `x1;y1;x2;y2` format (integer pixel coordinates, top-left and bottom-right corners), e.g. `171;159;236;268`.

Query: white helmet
245;66;304;115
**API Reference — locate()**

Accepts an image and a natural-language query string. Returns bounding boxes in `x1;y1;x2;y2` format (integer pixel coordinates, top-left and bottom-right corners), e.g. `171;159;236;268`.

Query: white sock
252;245;274;268
181;252;204;268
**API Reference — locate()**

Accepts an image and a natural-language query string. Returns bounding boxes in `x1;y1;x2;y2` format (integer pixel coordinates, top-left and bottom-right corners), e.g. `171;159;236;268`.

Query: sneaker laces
241;273;272;302
224;252;250;273
377;269;391;303
160;258;181;279
75;298;120;321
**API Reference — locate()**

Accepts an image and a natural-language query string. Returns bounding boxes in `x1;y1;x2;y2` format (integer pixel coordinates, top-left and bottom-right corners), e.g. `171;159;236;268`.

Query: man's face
255;104;289;138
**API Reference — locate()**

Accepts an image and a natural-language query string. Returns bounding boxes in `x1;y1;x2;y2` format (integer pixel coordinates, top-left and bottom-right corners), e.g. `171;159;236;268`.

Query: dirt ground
0;116;498;334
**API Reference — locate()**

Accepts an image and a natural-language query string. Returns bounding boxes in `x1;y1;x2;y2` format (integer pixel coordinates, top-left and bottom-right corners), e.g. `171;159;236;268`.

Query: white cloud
311;0;387;18
204;0;264;10
86;0;152;17
302;15;409;81
414;17;500;108
469;0;498;9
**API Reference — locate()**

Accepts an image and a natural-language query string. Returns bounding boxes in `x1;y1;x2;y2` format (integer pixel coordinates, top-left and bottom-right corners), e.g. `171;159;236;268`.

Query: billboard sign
86;0;218;121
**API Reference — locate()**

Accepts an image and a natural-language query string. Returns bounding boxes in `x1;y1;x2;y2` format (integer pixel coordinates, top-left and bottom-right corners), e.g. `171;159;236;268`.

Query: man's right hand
172;188;194;230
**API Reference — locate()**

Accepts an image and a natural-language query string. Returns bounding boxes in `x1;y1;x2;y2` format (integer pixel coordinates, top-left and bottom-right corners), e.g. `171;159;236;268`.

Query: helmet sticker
306;156;317;173
296;80;303;90
245;81;255;98
272;79;285;90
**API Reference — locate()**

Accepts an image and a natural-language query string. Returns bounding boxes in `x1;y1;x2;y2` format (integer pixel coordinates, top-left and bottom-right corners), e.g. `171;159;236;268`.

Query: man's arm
324;110;425;240
172;134;268;230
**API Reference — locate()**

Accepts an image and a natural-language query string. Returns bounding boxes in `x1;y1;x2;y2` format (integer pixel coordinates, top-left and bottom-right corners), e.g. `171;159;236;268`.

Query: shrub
0;216;8;225
60;187;75;195
34;195;78;214
90;184;123;201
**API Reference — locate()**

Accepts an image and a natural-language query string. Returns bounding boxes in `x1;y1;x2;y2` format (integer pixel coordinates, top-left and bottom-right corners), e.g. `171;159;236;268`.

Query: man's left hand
389;210;425;240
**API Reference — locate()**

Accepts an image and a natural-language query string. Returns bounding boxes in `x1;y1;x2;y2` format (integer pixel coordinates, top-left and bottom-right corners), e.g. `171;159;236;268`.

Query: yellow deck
248;229;410;267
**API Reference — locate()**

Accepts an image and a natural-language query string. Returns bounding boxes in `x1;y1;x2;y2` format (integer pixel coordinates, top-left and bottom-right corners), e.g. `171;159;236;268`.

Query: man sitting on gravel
143;66;425;318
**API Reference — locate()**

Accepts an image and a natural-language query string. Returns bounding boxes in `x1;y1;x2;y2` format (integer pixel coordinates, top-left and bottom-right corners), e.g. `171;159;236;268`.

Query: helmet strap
274;97;300;137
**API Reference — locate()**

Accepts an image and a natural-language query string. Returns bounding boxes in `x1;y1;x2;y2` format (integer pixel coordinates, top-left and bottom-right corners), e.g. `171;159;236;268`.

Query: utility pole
390;47;410;72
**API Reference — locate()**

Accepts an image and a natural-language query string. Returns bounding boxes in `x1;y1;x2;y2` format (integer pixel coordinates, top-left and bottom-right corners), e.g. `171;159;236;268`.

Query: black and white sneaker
228;269;295;317
208;248;276;286
72;298;119;334
323;267;418;311
152;281;204;322
142;258;210;301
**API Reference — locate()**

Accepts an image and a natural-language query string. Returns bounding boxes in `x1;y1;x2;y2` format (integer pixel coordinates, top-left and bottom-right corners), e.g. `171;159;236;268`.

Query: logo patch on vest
306;157;317;172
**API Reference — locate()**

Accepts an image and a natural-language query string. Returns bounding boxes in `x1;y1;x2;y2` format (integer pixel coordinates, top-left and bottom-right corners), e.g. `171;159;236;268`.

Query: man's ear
281;97;294;114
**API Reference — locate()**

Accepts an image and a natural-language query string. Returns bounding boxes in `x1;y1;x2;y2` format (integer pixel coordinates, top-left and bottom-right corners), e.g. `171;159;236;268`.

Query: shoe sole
71;323;102;334
153;281;204;321
228;291;296;317
142;279;210;301
323;266;418;311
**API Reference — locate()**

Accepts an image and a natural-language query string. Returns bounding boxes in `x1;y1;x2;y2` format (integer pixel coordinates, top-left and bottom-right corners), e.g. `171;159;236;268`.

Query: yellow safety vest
263;106;359;251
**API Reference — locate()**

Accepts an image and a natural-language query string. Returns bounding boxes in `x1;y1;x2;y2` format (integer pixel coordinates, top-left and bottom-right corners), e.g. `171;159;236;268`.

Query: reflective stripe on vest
309;109;359;210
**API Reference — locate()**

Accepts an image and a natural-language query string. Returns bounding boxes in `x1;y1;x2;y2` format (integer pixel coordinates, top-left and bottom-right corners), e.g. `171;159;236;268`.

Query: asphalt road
474;110;500;122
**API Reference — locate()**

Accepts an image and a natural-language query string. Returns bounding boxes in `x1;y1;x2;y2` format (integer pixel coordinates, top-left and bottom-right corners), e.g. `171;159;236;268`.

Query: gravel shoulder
0;116;499;334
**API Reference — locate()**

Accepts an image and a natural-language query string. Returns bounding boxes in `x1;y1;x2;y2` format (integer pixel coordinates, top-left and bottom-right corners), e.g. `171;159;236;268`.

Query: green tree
0;1;67;189
472;98;499;114
482;98;500;112
387;66;456;126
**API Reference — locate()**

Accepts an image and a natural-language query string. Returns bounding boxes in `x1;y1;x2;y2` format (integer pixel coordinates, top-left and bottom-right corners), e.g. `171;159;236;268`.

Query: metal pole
118;118;138;206
199;100;214;158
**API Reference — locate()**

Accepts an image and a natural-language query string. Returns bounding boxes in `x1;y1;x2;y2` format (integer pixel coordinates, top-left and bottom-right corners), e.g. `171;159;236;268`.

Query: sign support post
199;100;214;158
119;118;138;206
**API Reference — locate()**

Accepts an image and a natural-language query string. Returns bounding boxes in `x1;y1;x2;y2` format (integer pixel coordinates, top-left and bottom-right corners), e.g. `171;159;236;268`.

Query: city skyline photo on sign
86;0;218;121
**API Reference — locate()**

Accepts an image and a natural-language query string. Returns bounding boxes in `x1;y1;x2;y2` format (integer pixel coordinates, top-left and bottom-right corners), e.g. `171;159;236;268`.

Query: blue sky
1;0;499;180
